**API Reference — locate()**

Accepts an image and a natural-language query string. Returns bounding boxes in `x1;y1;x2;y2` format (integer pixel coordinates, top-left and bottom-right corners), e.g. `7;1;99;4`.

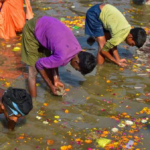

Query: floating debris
125;140;134;149
43;121;49;125
12;47;20;51
56;87;66;96
118;123;125;128
96;138;111;148
125;120;134;126
6;45;11;48
71;5;75;9
36;116;42;120
111;127;119;133
141;118;148;124
136;98;143;101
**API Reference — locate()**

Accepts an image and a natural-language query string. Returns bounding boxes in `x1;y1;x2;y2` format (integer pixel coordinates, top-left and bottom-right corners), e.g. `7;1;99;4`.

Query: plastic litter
96;138;111;148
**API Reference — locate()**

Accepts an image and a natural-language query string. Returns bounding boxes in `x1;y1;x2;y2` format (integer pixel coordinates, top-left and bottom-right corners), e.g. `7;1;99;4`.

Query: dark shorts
85;4;106;37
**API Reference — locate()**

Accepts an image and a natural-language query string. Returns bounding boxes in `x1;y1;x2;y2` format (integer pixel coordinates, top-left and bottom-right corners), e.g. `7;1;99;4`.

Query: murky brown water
0;0;150;150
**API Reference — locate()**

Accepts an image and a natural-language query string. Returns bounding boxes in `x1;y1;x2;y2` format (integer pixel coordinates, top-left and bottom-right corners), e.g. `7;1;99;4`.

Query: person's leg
96;31;120;65
25;0;33;20
85;4;106;65
28;66;38;97
96;36;106;65
97;48;105;65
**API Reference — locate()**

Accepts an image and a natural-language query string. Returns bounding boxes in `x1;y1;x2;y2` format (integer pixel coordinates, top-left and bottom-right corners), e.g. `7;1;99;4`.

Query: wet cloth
21;16;51;67
21;16;82;70
0;0;33;39
85;4;104;37
100;4;131;51
2;87;32;116
85;4;131;51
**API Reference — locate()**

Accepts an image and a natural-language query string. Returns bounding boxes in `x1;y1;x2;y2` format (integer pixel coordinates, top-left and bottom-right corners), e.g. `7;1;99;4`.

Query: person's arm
36;54;64;94
53;68;59;82
104;31;127;63
38;69;58;95
101;51;120;65
36;54;64;70
53;68;64;89
96;36;120;65
97;37;127;67
112;46;127;63
112;46;120;61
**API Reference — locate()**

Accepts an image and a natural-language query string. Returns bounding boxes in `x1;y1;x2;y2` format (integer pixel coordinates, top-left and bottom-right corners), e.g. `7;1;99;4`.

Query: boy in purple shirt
21;16;96;97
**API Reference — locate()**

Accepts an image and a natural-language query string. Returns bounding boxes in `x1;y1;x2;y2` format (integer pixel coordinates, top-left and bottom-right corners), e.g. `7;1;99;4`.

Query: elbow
35;61;43;71
55;56;64;66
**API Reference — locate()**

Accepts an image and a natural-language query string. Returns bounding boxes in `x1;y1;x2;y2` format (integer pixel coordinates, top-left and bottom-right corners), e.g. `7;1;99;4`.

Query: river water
0;0;150;150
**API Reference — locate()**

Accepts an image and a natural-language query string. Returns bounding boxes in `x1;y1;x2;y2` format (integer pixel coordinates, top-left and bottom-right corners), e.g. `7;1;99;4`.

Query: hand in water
51;83;66;96
118;58;127;63
50;85;59;95
54;81;66;96
54;80;65;89
118;58;128;67
118;62;128;67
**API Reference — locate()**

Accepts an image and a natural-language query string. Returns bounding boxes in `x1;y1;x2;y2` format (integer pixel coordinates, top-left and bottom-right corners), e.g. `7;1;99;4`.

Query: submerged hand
118;58;127;63
50;85;59;95
54;80;65;89
117;58;128;67
54;81;66;96
118;62;128;67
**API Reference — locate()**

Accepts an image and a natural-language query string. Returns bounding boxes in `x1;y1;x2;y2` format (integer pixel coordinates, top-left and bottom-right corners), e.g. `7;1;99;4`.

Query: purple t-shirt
35;16;81;70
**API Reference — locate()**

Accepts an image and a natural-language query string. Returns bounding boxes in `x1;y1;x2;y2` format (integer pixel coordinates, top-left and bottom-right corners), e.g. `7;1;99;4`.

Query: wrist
117;62;121;66
116;60;121;66
111;58;119;65
116;58;121;62
54;75;59;82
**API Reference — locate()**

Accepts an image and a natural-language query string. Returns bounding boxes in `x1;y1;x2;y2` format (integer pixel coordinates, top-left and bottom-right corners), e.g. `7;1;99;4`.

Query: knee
28;72;37;79
28;66;37;79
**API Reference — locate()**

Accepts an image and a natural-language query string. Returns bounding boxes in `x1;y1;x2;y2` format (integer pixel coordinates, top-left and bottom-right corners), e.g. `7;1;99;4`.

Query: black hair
78;51;96;75
87;37;96;46
130;27;147;48
132;0;145;5
2;87;32;116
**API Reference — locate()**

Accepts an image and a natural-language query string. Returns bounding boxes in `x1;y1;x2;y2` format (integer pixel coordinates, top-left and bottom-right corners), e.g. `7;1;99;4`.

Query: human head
126;27;147;48
87;37;96;46
132;0;145;5
2;87;33;122
70;51;96;75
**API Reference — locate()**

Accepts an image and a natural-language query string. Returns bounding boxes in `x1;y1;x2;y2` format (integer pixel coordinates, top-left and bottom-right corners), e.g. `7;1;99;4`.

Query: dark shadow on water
118;46;134;58
59;67;84;87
